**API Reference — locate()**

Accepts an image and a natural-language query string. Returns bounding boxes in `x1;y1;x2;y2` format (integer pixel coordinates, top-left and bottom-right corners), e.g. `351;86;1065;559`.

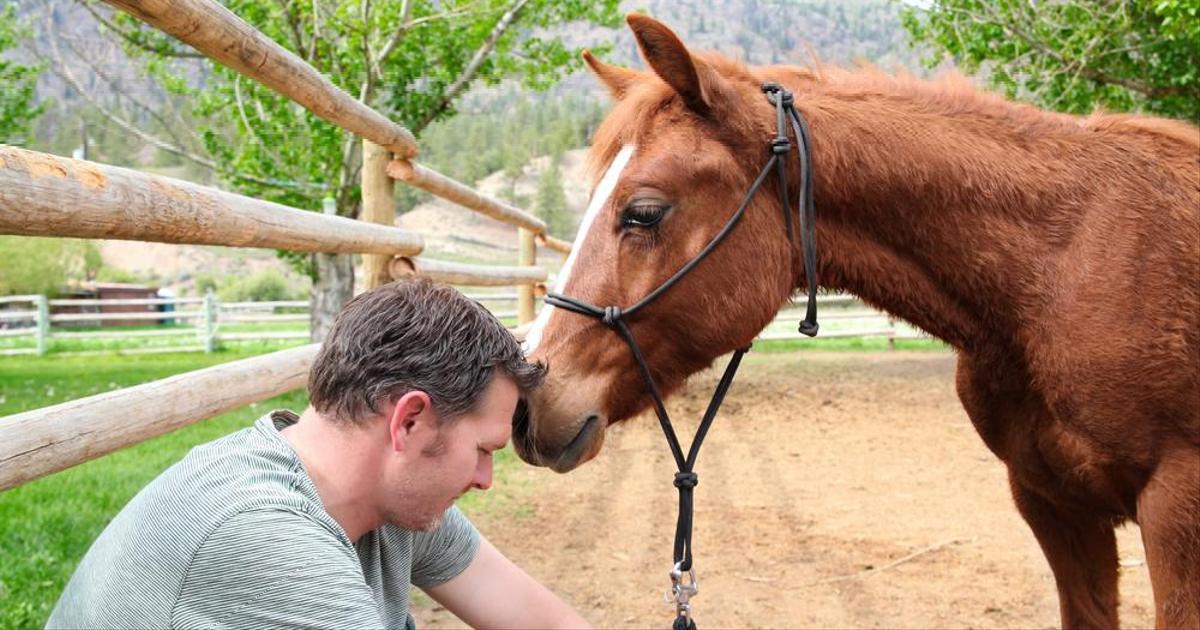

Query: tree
68;0;620;338
0;236;100;296
902;1;1200;123
535;156;571;239
0;2;45;144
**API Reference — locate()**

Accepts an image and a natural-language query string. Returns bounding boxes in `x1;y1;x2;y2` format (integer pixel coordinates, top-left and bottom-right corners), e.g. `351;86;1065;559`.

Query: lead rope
544;83;819;629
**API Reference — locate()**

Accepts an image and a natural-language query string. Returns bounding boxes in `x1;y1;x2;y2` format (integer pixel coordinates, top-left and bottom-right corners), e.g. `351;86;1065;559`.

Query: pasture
414;350;1157;629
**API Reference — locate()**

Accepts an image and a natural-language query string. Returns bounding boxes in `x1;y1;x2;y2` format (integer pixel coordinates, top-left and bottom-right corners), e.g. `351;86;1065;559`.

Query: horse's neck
790;82;1099;350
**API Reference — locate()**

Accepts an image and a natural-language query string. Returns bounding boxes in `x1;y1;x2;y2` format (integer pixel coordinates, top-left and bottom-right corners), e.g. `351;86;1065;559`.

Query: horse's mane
586;52;1199;186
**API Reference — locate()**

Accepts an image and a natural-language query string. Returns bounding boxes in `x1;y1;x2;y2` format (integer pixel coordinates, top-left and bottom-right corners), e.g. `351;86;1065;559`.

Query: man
48;278;588;629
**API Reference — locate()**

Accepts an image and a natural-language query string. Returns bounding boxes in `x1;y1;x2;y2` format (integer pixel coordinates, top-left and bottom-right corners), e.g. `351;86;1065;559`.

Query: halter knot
771;137;791;155
673;471;699;489
760;82;794;106
602;306;623;327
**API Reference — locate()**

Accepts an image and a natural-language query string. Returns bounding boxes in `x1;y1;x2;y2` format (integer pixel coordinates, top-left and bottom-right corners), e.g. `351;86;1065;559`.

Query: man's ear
582;49;642;100
626;13;712;115
387;391;433;454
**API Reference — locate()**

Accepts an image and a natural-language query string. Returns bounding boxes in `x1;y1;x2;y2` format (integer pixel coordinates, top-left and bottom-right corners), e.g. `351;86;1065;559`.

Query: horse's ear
626;13;710;115
582;50;641;100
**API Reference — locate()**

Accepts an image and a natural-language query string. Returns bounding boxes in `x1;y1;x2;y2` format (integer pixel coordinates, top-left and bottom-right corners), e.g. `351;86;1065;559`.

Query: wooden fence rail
386;160;547;233
0;146;424;256
50;297;205;307
49;311;205;323
0;344;318;492
0;295;41;305
389;256;547;286
104;0;418;158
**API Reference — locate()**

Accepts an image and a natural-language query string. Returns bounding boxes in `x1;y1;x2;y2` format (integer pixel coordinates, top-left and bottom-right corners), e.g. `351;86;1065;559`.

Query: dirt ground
411;350;1156;629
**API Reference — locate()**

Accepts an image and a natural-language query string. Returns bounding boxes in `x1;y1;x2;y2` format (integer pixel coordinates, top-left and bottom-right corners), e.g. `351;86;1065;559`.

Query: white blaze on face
523;144;636;355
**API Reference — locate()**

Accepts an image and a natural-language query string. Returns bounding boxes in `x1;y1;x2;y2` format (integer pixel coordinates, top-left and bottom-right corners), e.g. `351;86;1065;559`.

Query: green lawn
0;351;309;628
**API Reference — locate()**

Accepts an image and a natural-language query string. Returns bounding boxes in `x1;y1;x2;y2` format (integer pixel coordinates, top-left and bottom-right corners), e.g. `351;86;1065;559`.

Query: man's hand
423;535;590;629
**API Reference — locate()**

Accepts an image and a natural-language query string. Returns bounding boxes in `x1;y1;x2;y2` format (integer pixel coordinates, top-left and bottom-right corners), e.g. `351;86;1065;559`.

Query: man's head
307;278;543;530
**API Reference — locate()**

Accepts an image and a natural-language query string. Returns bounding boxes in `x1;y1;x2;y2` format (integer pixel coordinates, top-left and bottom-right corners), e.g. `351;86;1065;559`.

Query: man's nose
472;458;493;490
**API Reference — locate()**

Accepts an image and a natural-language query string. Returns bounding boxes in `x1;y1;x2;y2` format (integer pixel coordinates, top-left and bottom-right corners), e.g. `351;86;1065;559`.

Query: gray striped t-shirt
47;410;480;629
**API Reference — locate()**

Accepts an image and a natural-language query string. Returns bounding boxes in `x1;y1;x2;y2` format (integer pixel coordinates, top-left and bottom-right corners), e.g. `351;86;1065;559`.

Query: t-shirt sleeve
409;505;481;589
171;509;383;629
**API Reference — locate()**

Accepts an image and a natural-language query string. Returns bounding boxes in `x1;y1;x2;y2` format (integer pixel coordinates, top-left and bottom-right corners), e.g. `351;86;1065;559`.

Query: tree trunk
310;251;354;342
310;177;359;343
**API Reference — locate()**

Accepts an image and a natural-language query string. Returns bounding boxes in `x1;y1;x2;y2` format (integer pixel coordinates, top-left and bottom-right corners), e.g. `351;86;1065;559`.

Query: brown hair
308;278;543;425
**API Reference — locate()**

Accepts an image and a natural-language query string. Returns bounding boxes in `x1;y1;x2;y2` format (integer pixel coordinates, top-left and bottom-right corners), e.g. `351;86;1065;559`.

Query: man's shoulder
147;416;327;525
48;415;347;628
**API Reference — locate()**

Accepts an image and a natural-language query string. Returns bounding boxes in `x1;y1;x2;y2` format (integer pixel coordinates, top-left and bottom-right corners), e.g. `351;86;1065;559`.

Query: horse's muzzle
512;401;605;473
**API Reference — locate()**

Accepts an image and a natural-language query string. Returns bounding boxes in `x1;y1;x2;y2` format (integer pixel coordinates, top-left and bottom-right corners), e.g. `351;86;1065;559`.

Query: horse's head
514;15;798;472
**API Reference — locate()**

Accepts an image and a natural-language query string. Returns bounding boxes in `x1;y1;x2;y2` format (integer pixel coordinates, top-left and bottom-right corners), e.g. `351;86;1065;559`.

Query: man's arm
422;535;590;629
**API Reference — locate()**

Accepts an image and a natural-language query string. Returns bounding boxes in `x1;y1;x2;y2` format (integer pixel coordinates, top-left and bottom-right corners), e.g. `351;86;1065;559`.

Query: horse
512;13;1199;629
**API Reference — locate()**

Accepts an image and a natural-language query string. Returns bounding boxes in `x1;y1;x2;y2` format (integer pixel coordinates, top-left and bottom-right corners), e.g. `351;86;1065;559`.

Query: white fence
0;293;310;356
758;294;928;345
0;291;926;357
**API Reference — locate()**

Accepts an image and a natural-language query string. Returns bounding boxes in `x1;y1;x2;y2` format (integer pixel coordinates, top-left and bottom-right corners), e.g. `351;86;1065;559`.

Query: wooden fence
0;0;571;492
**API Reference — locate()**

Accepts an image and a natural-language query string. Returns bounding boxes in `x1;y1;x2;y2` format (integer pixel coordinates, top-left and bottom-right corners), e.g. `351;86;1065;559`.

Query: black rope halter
544;83;819;630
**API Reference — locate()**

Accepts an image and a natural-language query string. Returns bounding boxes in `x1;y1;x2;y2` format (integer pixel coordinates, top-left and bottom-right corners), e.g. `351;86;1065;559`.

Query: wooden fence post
202;289;217;353
361;140;396;290
35;295;48;356
517;228;536;325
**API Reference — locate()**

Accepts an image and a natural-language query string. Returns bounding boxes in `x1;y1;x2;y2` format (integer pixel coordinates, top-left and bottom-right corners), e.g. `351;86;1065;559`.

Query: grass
0;351;308;628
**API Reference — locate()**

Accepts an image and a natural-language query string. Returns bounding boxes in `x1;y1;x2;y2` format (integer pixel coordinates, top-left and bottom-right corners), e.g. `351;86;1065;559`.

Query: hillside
14;0;931;286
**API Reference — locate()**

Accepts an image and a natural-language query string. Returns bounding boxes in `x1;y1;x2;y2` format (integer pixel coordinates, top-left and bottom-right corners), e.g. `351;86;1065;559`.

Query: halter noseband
544;83;819;630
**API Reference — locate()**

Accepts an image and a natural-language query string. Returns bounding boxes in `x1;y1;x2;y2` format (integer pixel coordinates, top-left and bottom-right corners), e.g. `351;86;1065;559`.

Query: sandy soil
412;350;1156;629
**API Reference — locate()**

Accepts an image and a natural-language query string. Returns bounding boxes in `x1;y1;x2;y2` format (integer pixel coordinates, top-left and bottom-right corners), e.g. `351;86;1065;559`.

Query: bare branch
59;33;196;154
359;0;374;103
271;0;307;56
374;2;485;66
44;21;327;192
77;0;204;58
415;0;532;131
234;75;294;171
374;0;415;65
946;4;1175;98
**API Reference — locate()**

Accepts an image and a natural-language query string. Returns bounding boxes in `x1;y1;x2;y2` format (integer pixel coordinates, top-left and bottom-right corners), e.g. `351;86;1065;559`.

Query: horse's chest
954;355;1143;516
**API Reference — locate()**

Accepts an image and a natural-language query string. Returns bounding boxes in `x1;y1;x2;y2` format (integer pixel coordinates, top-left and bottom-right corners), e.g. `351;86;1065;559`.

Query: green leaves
0;3;46;144
100;0;618;276
902;0;1200;123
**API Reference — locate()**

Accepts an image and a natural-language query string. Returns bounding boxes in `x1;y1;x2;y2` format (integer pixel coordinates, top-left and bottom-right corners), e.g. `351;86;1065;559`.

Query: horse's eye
620;201;669;229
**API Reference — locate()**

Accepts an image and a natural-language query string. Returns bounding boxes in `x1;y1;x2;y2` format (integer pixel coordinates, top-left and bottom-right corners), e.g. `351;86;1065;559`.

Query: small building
52;283;162;328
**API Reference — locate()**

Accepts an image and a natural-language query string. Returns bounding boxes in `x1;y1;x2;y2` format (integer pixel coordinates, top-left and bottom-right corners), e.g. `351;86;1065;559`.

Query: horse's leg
1010;479;1120;629
956;354;1120;629
1137;444;1200;629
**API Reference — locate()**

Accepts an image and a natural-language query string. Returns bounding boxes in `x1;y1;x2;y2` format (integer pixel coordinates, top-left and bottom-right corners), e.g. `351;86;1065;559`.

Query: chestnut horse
514;14;1199;629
